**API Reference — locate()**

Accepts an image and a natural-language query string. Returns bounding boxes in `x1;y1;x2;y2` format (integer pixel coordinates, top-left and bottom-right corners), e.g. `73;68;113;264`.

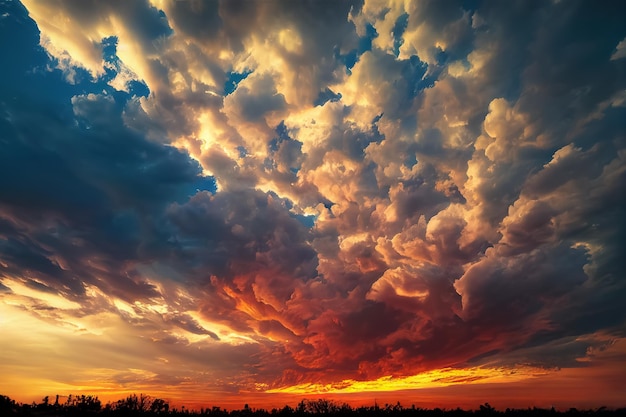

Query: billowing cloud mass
1;0;625;409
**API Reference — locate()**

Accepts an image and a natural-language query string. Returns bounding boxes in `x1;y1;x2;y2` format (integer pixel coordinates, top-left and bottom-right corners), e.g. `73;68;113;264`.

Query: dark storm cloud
518;0;626;143
167;188;318;283
455;244;589;325
0;4;212;304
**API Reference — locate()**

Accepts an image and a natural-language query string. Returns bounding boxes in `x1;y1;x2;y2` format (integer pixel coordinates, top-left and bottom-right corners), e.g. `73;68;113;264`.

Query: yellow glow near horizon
267;366;553;395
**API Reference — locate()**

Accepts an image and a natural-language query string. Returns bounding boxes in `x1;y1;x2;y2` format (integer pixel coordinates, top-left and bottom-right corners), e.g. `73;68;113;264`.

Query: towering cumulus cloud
1;0;625;409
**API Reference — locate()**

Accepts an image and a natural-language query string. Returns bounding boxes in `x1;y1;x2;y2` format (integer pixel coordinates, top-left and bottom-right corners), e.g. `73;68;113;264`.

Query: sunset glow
1;0;625;412
266;366;553;395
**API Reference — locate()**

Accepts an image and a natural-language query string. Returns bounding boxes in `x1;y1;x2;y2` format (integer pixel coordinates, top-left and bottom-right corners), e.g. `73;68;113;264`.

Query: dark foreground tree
0;394;624;416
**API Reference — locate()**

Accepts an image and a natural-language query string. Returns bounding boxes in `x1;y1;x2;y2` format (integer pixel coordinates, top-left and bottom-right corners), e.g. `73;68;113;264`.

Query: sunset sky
1;0;625;411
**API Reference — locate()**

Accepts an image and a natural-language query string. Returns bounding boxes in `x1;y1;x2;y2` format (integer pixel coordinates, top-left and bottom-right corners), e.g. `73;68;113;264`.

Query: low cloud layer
1;0;625;407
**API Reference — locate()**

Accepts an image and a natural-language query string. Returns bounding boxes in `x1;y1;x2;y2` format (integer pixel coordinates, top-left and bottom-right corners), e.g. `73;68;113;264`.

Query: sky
0;0;625;411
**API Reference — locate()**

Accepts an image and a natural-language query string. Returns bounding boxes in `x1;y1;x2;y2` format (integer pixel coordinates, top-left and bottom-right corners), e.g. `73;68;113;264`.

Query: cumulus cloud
1;0;625;405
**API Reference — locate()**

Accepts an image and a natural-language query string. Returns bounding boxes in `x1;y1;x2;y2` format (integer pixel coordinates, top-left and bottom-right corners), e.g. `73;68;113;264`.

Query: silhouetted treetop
0;394;623;417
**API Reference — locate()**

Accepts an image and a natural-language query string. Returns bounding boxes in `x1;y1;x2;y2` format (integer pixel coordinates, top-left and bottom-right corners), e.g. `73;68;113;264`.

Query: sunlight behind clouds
1;0;625;409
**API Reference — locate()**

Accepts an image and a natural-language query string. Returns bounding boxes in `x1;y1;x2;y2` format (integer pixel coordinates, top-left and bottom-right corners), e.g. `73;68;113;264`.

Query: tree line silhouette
1;394;622;416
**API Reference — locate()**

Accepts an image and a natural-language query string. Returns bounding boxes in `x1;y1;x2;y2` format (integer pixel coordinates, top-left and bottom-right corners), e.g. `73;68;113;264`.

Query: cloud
1;0;625;406
21;0;171;82
611;37;626;60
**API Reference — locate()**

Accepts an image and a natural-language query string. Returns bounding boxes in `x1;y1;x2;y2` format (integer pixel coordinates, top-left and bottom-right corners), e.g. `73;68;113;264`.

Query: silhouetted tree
0;395;18;415
1;393;625;416
151;398;170;414
112;393;154;413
